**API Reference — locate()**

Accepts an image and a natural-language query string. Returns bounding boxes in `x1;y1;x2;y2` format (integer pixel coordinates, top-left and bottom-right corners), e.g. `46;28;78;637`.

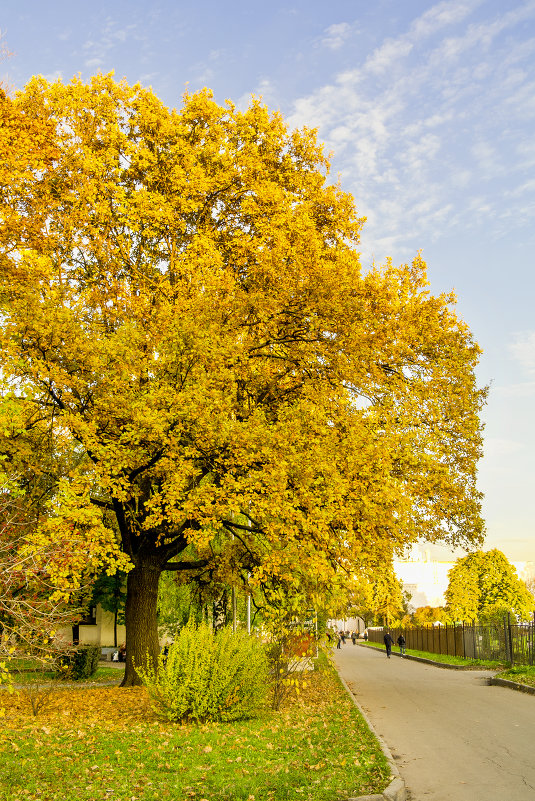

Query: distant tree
445;549;534;622
89;569;127;647
411;605;448;626
525;573;535;605
351;564;405;627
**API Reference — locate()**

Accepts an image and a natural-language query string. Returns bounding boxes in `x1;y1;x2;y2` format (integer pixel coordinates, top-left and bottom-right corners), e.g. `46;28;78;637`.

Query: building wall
57;605;126;648
328;617;364;633
92;606;126;647
394;558;454;610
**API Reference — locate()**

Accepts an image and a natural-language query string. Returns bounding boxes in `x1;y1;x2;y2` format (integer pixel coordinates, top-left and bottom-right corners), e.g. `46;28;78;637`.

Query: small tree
89;570;127;647
0;473;79;663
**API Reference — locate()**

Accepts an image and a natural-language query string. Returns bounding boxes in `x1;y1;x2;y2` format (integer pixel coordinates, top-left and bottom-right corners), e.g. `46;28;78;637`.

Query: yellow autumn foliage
0;74;485;683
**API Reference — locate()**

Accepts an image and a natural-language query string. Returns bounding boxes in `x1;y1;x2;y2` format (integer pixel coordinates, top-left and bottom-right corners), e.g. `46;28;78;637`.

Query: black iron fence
367;617;535;665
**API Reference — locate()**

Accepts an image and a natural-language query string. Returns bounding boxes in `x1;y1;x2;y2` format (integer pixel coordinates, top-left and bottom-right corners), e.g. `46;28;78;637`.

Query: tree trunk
213;589;229;631
121;556;162;687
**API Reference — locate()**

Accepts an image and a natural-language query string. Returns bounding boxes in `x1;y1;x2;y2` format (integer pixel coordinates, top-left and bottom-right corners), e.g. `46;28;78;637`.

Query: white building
394;549;534;612
394;554;453;611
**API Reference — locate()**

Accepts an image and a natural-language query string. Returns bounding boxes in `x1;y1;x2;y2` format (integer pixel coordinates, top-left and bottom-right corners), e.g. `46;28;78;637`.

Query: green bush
137;621;269;723
57;645;100;680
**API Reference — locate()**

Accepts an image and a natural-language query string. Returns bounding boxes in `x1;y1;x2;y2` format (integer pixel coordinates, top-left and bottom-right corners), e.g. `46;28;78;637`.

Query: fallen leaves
1;686;151;733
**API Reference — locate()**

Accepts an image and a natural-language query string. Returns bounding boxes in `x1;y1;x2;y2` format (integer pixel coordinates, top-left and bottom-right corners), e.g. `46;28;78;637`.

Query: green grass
0;656;390;801
7;664;124;685
496;664;535;687
5;657;47;672
361;640;505;669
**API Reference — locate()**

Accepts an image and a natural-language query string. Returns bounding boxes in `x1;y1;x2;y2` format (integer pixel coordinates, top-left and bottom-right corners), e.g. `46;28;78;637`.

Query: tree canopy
0;74;486;683
411;606;448;626
445;549;534;622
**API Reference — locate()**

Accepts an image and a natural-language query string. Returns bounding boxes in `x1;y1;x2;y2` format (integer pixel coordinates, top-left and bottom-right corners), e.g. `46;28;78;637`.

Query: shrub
266;632;314;711
58;645;100;680
137;621;269;723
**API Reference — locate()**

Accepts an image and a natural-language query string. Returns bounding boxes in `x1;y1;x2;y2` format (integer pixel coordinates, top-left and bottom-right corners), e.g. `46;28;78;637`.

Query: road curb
337;674;407;801
356;642;489;670
490;676;535;695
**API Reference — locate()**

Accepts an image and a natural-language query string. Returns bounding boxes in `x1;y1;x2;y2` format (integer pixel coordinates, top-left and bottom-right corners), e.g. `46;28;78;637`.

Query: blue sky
2;0;535;562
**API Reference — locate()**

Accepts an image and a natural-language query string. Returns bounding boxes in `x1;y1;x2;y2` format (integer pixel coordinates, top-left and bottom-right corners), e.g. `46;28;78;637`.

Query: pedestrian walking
383;631;393;658
351;631;357;645
336;632;342;649
397;634;406;656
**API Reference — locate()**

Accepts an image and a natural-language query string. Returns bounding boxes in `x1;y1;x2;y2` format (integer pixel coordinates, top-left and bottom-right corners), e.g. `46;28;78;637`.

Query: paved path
334;644;535;801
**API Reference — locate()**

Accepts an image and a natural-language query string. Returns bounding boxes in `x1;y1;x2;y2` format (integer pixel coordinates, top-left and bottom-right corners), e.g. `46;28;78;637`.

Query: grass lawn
7;663;125;686
360;640;505;669
496;664;535;687
0;656;390;801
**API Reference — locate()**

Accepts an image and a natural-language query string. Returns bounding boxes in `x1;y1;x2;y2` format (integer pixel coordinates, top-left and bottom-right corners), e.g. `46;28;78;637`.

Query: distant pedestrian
383;631;393;658
363;630;368;641
162;644;170;665
351;631;357;645
336;633;342;649
397;634;406;656
340;631;346;644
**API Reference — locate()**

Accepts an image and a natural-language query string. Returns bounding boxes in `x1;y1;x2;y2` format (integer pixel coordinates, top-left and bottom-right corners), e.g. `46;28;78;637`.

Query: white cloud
138;72;159;87
470;140;502;176
321;22;352;51
82;19;140;72
364;38;413;75
505;178;535;198
510;331;535;376
42;69;63;83
286;0;535;263
410;0;483;39
85;57;104;69
237;79;279;112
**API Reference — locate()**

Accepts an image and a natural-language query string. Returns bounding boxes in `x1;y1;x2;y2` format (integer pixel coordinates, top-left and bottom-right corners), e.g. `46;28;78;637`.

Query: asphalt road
334;643;535;801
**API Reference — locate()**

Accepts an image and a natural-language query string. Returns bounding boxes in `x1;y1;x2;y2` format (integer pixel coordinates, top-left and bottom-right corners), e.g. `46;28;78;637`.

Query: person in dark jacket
383;631;394;658
397;634;406;656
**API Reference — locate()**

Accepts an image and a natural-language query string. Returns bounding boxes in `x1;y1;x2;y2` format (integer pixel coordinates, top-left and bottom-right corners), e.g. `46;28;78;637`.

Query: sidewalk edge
337;673;407;801
490;676;535;695
356;642;491;670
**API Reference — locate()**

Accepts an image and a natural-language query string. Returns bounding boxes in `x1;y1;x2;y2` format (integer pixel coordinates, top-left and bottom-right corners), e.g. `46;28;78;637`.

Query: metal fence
367;617;535;665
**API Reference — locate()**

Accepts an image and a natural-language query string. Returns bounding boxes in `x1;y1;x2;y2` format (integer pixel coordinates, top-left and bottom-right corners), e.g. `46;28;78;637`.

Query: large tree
445;549;534;622
0;75;486;684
